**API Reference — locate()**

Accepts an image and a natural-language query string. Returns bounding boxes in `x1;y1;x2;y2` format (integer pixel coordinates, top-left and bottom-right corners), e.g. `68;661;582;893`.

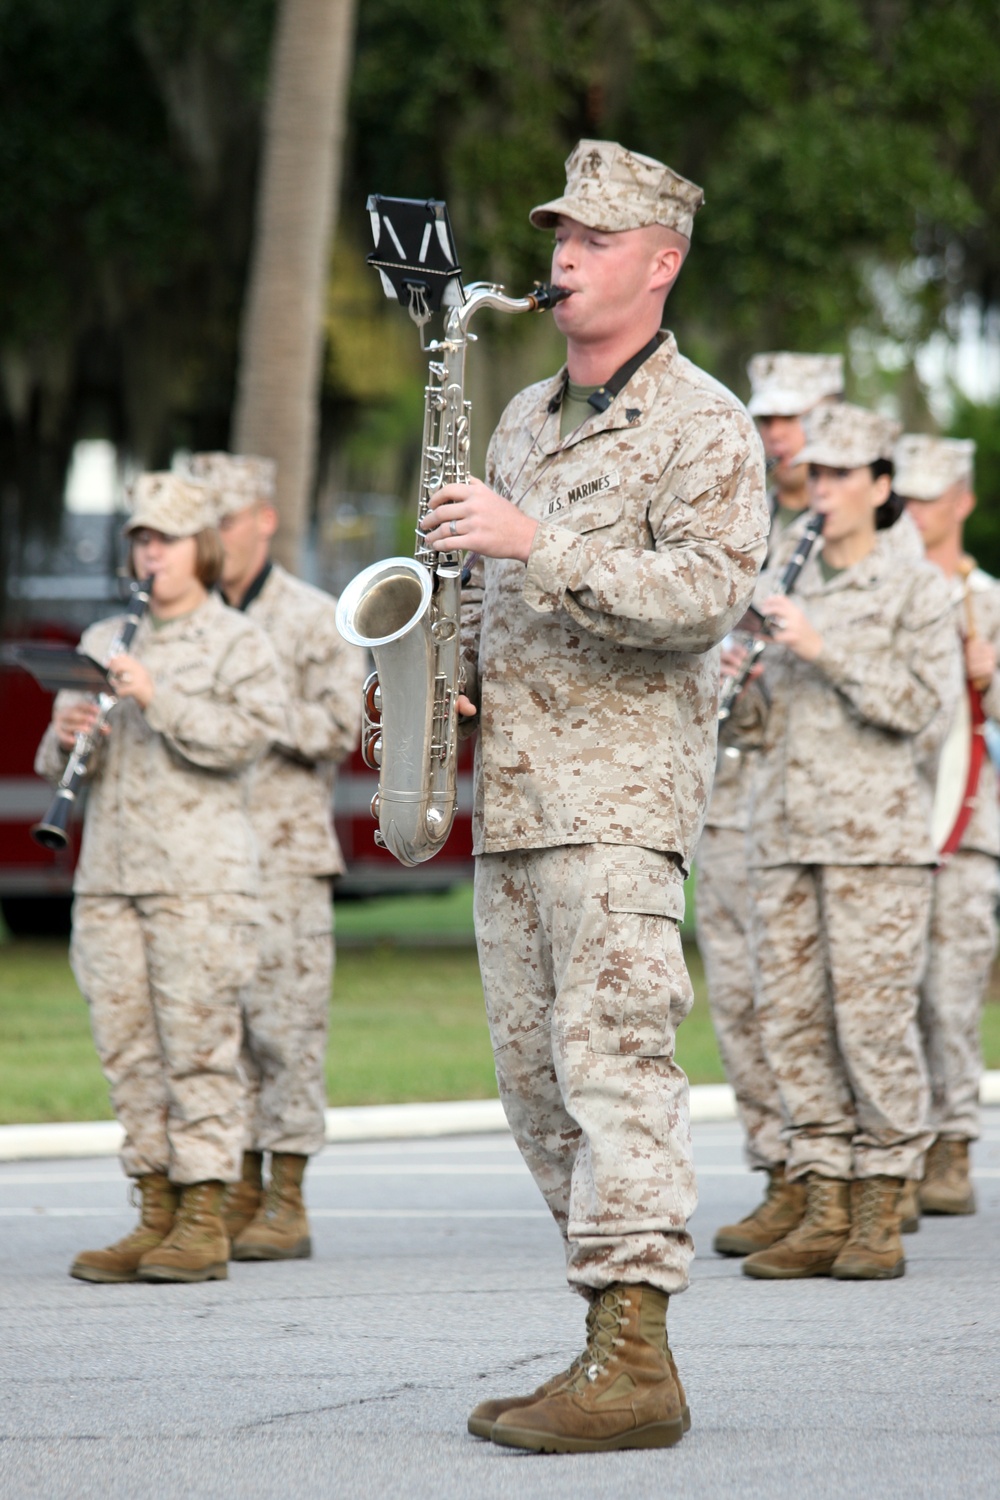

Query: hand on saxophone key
424;478;539;564
107;653;155;709
54;699;102;751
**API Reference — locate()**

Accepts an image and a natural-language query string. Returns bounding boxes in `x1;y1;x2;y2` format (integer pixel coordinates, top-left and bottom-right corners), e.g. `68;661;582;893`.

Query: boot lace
854;1181;887;1242
568;1288;630;1388
803;1175;839;1225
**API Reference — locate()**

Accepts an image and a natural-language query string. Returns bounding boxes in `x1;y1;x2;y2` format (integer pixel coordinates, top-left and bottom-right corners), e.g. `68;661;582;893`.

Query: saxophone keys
363;672;382;720
362;730;382;771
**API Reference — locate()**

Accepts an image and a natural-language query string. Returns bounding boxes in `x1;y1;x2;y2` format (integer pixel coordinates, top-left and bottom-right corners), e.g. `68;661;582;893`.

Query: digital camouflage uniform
36;591;287;1185
237;563;364;1156
695;353;845;1176
734;413;962;1183
895;435;1000;1149
462;332;768;1294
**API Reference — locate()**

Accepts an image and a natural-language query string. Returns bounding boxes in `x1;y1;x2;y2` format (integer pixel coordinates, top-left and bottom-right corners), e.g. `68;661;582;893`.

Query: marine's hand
108;653;155;709
424;479;538;563
455;693;478;719
761;596;824;662
720;642;763;683
53;700;100;751
966;636;996;691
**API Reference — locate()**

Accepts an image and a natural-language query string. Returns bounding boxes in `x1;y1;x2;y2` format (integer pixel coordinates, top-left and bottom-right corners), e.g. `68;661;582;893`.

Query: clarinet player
421;139;769;1452
35;474;287;1284
727;406;961;1282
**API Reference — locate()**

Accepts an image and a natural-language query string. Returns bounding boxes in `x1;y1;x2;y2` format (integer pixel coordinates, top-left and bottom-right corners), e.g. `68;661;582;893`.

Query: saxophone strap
546;331;666;415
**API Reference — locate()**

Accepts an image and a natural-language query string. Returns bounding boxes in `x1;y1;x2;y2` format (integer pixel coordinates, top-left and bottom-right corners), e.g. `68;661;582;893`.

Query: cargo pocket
588;865;692;1056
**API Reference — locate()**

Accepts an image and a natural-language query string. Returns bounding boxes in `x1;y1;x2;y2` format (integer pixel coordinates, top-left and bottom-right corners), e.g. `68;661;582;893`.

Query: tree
232;0;358;572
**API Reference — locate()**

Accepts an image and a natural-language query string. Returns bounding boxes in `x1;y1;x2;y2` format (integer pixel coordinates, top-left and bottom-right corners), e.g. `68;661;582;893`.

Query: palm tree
232;0;357;571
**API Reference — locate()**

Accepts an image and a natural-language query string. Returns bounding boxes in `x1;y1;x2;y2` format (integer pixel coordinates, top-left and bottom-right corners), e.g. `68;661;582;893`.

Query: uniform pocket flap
608;867;686;920
571;493;626;533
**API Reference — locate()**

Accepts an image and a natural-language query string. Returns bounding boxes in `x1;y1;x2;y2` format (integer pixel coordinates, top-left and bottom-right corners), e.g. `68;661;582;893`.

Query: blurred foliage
0;0;276;608
951;392;1000;575
2;0;1000;597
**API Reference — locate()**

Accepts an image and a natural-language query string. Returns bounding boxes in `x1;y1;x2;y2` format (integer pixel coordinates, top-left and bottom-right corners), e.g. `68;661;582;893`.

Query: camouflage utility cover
894;434;976;501
186;451;278;515
529;139;704;239
243;564;365;876
460;332;769;866
35;593;288;895
124;472;216;538
746;352;844;418
734;529;962;867
796;403;901;469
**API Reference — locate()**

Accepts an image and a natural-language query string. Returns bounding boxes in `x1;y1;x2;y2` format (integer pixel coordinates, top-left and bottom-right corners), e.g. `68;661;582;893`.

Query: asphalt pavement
1;1114;998;1499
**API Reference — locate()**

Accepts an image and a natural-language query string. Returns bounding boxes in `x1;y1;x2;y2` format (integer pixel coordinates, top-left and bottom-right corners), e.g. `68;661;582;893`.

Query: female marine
36;473;287;1284
731;404;961;1281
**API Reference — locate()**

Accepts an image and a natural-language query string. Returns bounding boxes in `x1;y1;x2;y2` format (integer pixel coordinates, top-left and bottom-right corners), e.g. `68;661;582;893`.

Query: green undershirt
560;380;602;439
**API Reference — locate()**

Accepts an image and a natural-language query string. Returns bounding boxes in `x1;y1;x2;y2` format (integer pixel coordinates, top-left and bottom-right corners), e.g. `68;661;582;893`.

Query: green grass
1;890;999;1123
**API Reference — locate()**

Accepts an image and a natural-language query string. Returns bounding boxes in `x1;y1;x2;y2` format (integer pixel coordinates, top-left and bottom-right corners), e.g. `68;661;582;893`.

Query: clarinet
717;514;824;723
32;577;153;850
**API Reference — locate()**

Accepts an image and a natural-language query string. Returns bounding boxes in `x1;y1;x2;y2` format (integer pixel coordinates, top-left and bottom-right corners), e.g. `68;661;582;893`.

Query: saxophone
336;270;566;866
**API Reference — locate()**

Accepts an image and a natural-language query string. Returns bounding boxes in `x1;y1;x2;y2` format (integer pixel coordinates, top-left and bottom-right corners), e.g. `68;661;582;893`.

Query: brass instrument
717;513;824;723
32;577;153;850
336;196;567;866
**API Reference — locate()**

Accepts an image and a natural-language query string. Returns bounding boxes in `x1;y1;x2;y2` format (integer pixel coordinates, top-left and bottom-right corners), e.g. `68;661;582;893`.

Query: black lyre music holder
366;196;464;329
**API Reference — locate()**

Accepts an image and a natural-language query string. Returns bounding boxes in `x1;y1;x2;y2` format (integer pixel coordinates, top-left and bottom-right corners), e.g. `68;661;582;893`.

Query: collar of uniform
534;331;678;456
141;589;222;639
796;525;898;597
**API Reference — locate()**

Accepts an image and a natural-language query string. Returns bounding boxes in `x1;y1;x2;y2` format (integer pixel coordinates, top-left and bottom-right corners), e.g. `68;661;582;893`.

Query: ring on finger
449;519;459;536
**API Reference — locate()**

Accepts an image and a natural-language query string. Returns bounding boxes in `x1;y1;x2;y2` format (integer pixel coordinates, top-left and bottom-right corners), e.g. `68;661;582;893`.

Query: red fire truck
0;514;474;935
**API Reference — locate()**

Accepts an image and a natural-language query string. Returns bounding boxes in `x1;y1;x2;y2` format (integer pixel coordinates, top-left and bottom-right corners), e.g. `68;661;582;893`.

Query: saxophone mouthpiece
530;282;571;310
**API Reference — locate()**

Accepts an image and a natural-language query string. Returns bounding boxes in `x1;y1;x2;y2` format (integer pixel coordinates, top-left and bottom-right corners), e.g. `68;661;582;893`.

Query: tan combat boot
490;1284;688;1452
897;1178;920;1234
231;1152;311;1261
919;1137;976;1215
70;1174;179;1284
221;1150;264;1241
468;1299;600;1438
743;1173;850;1279
713;1165;808;1256
831;1176;905;1280
137;1181;229;1282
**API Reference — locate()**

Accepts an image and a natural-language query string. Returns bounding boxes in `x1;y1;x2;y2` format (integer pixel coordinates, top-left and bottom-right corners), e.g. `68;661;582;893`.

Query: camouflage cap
795;403;901;471
893;433;976;501
747;352;844;418
529;140;704;239
185;451;277;520
123;472;217;538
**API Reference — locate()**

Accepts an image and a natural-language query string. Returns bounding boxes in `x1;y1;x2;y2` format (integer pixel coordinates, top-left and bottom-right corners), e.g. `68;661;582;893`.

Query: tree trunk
232;0;357;571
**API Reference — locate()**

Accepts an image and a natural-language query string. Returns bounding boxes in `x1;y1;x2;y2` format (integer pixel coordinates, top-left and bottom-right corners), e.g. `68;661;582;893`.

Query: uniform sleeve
34;706;74;784
275;609;364;767
813;573;963;739
144;625;289;772
519;409;768;652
